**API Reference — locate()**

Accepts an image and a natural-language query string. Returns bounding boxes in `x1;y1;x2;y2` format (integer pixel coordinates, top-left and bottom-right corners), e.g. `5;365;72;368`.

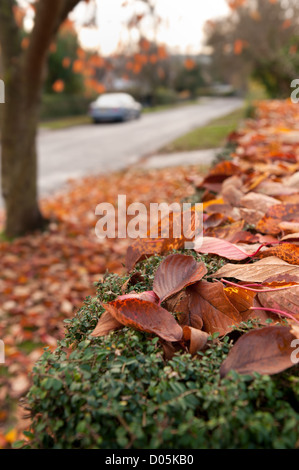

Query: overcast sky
73;0;230;55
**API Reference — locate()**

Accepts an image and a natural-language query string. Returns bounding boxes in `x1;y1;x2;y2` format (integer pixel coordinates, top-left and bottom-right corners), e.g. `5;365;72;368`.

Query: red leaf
105;298;183;342
194;237;257;261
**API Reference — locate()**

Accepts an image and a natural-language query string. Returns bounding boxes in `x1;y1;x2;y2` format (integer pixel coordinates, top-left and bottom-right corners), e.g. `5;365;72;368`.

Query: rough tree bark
0;0;82;237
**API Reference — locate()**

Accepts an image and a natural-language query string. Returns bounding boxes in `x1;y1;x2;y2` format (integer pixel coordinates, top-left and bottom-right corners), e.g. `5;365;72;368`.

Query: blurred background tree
206;0;299;97
45;20;84;95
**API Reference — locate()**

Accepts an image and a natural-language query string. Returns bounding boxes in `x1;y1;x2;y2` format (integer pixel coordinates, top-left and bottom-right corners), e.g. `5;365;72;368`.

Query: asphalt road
2;97;243;205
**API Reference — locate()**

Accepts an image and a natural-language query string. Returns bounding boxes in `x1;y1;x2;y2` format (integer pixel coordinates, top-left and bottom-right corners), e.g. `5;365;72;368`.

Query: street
37;97;243;197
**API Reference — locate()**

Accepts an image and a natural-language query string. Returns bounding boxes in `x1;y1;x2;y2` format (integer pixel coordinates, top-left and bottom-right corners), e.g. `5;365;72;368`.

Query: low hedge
40;94;92;121
24;254;299;449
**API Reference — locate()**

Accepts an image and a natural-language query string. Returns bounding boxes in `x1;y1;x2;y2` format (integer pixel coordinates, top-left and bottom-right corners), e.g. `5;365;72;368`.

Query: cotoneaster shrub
23;254;299;449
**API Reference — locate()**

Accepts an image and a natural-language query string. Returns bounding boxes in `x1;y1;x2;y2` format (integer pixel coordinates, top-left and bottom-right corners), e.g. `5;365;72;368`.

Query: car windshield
96;94;132;107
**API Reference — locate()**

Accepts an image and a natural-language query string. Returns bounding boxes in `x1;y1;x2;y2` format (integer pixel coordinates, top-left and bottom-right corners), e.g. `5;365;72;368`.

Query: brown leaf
220;325;299;377
183;326;209;355
163;290;203;328
205;204;241;221
203;213;228;230
255;181;297;197
239;208;265;226
187;281;242;336
153;254;207;303
205;220;245;241
264;273;299;285
221;175;244;206
280;226;299;236
240;192;280;213
257;284;299;318
91;311;123;337
212;256;299;283
105;298;183;342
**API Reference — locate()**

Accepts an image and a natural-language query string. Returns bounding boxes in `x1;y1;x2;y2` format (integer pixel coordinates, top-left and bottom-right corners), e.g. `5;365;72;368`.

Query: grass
40;115;91;130
142;99;199;114
159;107;245;153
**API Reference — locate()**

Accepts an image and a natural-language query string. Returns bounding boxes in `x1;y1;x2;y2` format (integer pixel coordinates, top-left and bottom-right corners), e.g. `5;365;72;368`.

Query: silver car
89;92;142;123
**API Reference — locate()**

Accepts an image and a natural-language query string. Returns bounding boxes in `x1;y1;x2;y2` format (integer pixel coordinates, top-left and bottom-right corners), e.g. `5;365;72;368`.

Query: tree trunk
1;67;45;237
0;0;82;238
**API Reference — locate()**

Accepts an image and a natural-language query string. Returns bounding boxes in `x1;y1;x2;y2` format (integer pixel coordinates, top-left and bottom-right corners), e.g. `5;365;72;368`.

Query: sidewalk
138;148;220;170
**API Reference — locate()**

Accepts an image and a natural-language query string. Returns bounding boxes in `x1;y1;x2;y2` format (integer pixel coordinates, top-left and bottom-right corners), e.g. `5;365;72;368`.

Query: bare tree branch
54;0;83;32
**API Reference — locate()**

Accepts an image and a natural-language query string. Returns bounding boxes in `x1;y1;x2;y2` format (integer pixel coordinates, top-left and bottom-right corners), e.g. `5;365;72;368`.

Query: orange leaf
224;286;256;319
256;203;299;235
234;39;244;55
52;80;65;93
184;59;196;70
228;0;246;9
256;243;299;265
62;57;71;68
